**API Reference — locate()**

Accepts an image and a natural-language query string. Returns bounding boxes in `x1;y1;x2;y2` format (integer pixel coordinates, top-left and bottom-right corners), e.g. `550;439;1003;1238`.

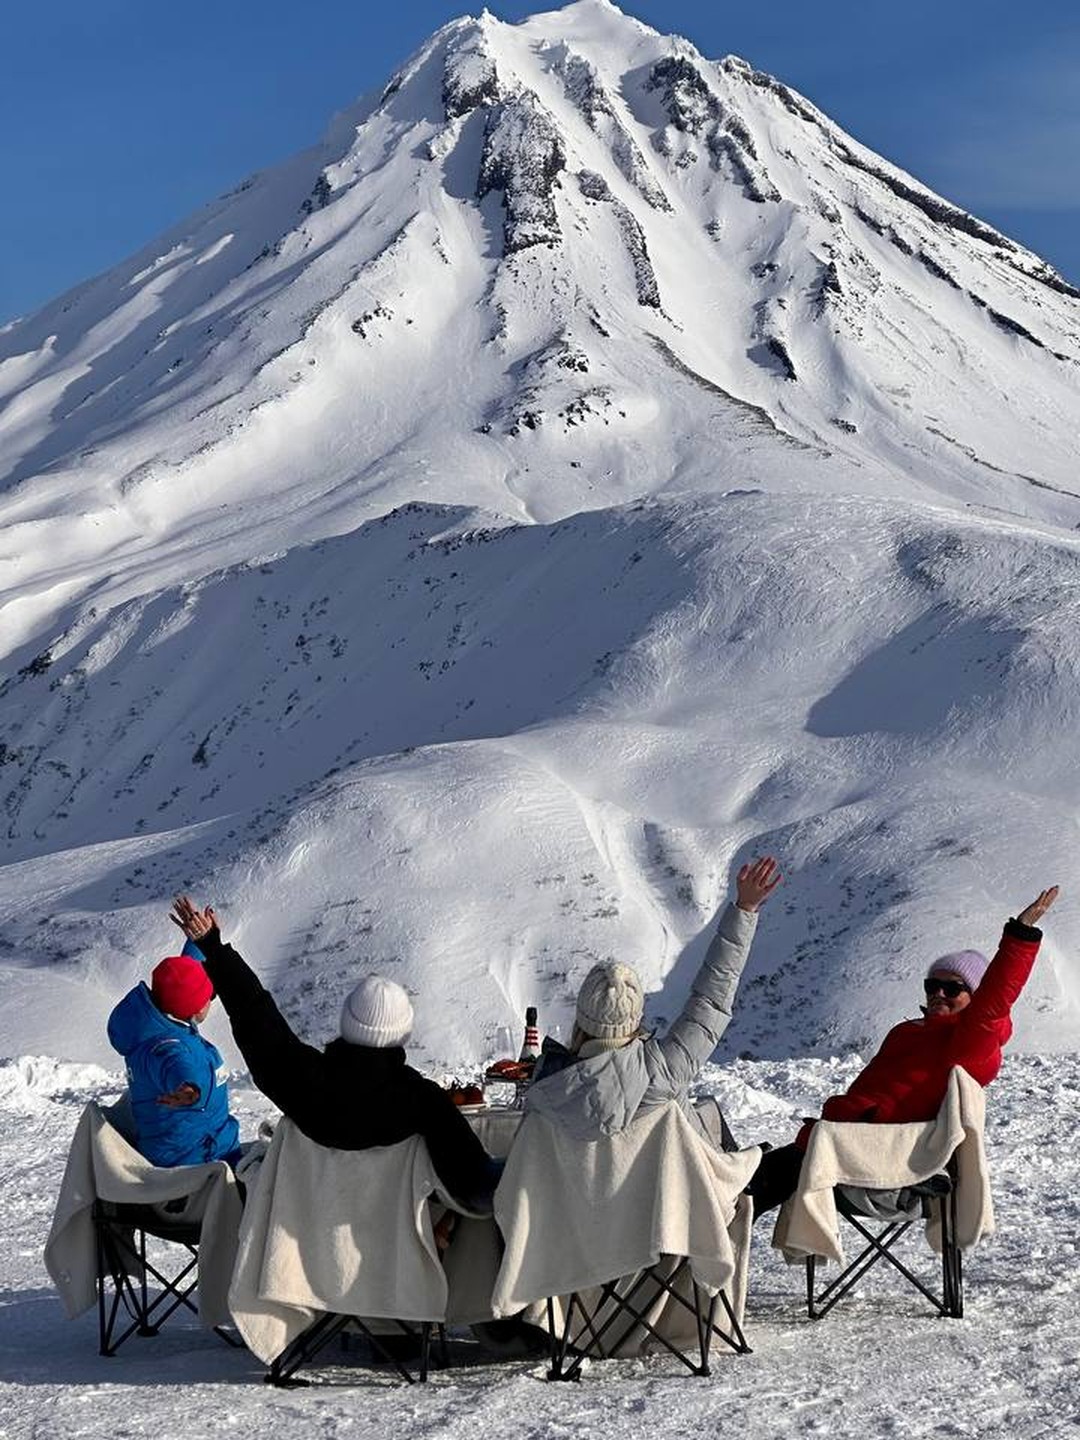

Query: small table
439;1107;522;1324
463;1106;522;1159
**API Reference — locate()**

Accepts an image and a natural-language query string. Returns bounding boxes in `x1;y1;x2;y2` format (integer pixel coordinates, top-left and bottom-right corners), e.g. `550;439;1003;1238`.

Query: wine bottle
512;1006;540;1108
518;1006;540;1062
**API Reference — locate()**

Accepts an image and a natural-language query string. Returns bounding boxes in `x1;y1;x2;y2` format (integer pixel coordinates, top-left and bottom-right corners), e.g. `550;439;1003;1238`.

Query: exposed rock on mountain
1;0;1078;1068
478;90;567;252
555;46;672;211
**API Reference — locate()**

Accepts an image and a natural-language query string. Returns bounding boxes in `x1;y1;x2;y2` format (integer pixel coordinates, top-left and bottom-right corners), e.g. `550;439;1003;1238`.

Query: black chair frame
94;1199;242;1356
805;1166;964;1320
546;1256;750;1380
268;1314;449;1386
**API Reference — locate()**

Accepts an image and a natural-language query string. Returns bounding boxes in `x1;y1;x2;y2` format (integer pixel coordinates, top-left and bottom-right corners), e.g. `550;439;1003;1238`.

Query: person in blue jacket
107;945;242;1168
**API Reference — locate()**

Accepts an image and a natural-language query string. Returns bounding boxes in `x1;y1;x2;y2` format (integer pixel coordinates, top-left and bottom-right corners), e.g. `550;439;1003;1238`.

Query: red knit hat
151;955;214;1020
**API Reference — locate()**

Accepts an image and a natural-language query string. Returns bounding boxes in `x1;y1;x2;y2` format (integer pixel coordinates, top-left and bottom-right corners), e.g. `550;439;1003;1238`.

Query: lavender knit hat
927;949;989;993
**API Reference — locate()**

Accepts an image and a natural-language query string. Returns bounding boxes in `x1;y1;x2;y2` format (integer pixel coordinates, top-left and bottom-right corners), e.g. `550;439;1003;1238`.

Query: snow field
2;1052;1079;1438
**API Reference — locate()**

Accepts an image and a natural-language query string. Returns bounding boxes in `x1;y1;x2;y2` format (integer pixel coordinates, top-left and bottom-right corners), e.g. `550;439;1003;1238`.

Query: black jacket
197;927;496;1207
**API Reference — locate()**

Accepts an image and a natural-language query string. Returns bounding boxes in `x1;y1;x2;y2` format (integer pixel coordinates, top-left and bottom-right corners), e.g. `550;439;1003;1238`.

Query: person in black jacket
168;896;500;1211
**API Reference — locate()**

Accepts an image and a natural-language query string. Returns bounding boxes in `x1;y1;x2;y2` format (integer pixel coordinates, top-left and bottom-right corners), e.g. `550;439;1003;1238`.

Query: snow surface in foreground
3;1052;1079;1438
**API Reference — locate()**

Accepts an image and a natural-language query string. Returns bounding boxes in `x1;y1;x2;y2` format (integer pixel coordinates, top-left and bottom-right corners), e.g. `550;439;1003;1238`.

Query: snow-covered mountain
2;0;1078;1070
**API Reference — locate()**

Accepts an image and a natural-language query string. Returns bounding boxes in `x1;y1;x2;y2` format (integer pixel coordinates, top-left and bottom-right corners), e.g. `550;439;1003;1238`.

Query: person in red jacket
803;884;1058;1140
747;884;1059;1215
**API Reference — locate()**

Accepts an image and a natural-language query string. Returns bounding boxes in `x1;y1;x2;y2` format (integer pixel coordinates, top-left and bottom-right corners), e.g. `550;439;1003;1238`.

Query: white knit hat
927;949;989;993
575;961;645;1040
340;976;414;1047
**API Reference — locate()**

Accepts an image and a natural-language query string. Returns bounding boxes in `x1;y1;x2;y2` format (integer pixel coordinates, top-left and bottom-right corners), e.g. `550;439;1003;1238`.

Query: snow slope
2;0;1079;1068
3;491;1080;1069
3;1;1080;653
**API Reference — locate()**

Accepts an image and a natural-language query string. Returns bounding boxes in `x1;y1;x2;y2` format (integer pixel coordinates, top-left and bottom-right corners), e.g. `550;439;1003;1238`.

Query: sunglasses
923;977;970;999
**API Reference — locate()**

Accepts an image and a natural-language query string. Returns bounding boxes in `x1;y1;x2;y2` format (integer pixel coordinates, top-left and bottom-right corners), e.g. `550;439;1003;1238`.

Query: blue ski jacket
107;981;240;1167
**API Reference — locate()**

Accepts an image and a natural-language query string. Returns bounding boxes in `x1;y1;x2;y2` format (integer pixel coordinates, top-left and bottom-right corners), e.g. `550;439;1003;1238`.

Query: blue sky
2;0;1078;322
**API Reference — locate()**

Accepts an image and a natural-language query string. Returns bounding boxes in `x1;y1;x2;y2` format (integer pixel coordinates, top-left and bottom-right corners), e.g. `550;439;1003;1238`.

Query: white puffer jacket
524;903;758;1142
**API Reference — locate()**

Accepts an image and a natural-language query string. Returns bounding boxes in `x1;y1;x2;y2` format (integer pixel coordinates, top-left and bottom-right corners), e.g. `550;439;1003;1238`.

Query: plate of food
446;1082;486;1108
483;1059;533;1085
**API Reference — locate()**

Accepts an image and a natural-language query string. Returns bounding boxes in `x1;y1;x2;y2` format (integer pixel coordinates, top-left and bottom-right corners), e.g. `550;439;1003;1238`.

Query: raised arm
169;896;327;1114
656;856;781;1091
963;886;1057;1028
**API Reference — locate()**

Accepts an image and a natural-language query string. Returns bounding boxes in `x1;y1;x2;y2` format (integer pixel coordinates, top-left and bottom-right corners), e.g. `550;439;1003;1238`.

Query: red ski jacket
798;919;1041;1148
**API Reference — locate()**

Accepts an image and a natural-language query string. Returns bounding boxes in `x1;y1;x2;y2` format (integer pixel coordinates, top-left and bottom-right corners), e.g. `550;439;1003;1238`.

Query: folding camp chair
229;1120;477;1386
94;1197;242;1354
544;1247;751;1379
805;1163;964;1319
267;1312;447;1386
773;1068;991;1321
491;1103;760;1380
45;1103;244;1355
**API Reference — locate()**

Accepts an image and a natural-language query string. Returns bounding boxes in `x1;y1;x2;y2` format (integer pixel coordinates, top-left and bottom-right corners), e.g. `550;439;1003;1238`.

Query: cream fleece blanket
491;1103;760;1328
44;1102;242;1328
229;1120;459;1364
772;1066;993;1265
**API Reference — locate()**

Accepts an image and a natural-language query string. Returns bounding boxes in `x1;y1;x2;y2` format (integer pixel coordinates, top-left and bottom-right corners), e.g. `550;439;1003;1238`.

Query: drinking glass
487;1025;518;1109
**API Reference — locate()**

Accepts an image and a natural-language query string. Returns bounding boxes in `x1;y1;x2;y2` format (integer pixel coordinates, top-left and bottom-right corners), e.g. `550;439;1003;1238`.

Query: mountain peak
1;1;1079;624
2;1;1079;1070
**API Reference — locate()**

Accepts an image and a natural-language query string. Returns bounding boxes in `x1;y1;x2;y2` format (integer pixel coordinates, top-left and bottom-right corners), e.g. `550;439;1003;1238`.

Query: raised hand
169;894;218;941
736;855;782;913
1016;886;1059;928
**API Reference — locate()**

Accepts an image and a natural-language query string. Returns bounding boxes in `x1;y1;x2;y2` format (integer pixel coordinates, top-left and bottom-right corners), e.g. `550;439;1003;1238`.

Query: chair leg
269;1312;354;1386
97;1222;125;1356
547;1292;594;1380
940;1187;964;1319
714;1286;751;1357
96;1221;159;1355
566;1270;672;1365
809;1220;934;1318
418;1322;431;1382
548;1289;617;1380
272;1317;441;1385
694;1287;714;1377
413;1322;450;1376
545;1297;561;1379
546;1296;576;1381
137;1227;157;1335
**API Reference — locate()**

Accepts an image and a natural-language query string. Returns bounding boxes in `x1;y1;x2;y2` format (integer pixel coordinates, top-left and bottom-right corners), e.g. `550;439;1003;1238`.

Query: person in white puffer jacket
524;856;781;1145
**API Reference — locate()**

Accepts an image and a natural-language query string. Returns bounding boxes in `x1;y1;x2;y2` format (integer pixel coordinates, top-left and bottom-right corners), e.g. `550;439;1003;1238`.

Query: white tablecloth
440;1107;522;1323
464;1106;521;1158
